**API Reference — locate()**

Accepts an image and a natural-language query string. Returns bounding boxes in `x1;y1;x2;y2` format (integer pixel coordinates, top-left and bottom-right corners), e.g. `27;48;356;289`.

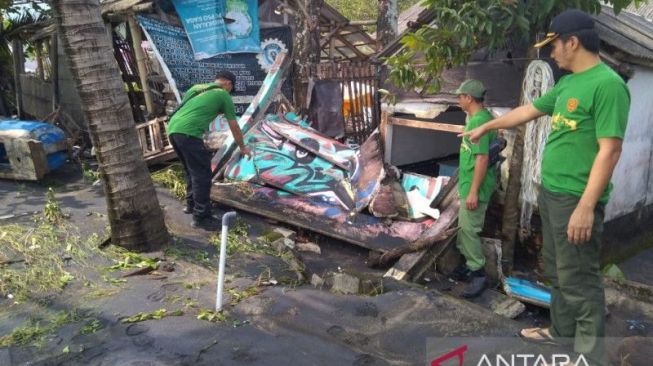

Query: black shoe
183;206;193;214
461;270;487;298
450;264;472;282
191;215;220;230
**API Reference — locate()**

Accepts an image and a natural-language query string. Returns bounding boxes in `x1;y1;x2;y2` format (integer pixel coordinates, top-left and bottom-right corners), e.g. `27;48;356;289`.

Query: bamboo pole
12;39;24;118
35;40;44;79
50;34;60;111
127;14;154;115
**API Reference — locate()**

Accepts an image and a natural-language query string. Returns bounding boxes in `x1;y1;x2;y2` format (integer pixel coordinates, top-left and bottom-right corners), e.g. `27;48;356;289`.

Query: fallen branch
0;258;26;266
367;227;458;268
122;266;156;277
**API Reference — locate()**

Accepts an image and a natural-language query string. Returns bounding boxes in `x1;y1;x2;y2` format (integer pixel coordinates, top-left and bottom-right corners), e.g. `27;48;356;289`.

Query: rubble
296;242;321;255
490;295;526;319
271;238;296;251
273;227;297;241
330;273;361;295
310;274;325;288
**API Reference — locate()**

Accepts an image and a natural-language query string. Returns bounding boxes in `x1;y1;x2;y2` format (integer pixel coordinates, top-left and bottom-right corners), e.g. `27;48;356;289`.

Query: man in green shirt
462;10;630;366
452;79;497;298
168;71;250;229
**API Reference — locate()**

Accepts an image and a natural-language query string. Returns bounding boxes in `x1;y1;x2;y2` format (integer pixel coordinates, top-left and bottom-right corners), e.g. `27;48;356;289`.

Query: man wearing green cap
452;79;497;298
168;71;251;230
461;9;630;366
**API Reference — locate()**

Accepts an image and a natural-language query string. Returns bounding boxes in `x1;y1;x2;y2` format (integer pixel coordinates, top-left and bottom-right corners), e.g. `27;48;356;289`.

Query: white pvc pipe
216;211;237;312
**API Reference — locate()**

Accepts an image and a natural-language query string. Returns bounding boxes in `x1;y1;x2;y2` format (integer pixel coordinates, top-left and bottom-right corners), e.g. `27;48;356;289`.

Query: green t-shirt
533;63;630;204
167;82;237;139
458;109;497;202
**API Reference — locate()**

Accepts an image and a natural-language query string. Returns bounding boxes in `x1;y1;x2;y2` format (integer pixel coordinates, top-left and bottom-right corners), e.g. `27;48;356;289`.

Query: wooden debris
122;266;156;277
368;227;457;267
135;117;176;166
0;137;49;181
384;174;460;282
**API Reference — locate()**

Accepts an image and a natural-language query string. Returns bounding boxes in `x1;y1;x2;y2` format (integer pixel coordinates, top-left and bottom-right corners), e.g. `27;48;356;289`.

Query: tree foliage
0;1;49;113
326;0;419;21
385;0;648;94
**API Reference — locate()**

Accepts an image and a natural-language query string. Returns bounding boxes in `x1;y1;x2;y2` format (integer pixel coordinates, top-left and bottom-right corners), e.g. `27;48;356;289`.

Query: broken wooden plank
389;116;464;134
384;175;460;281
135;117;176;165
481;237;503;286
211;50;290;177
0;138;49;181
384;200;459;281
210;183;434;253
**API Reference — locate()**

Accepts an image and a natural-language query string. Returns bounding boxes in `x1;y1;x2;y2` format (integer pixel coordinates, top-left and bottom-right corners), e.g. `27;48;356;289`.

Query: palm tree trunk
52;0;169;251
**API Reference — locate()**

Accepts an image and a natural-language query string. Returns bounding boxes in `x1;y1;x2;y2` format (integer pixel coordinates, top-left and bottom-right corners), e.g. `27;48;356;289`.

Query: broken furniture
135;117;176;166
0;119;68;181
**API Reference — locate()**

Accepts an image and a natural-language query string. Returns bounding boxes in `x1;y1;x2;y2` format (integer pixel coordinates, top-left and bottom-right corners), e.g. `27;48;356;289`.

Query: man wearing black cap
168;71;251;229
461;9;630;366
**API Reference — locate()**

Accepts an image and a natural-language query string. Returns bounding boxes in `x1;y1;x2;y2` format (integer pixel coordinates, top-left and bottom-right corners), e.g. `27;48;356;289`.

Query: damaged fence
311;62;380;145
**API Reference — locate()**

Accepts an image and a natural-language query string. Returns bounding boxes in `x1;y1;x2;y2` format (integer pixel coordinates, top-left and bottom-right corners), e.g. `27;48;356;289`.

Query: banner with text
137;15;291;115
172;0;260;60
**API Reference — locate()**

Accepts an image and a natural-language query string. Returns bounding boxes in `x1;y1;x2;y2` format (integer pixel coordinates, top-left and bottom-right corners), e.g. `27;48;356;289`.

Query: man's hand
567;204;594;244
458;124;488;144
241;146;252;159
466;192;479;210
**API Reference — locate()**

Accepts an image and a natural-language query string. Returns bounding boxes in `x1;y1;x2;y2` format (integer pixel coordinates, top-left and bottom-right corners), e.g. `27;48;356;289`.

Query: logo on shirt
552;113;578;131
460;139;471;153
566;98;579;112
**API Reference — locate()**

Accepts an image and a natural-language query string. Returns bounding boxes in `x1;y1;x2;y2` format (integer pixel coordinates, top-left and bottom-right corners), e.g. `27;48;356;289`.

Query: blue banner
172;0;260;60
137;16;291;115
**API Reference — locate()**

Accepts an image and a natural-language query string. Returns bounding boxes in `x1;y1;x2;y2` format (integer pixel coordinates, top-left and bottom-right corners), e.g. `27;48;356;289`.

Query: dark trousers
539;188;606;366
169;133;212;219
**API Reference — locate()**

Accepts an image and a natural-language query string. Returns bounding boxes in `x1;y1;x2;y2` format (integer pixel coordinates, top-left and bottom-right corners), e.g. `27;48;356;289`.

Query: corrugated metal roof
397;2;426;34
594;5;653;63
625;2;653;21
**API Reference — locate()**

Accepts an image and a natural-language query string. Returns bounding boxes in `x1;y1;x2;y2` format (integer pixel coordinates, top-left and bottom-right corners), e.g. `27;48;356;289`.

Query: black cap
533;9;595;48
215;70;236;86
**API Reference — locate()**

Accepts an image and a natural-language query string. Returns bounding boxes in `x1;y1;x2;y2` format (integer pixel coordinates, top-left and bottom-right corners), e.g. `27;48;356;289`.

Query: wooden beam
320;23;344;49
127;14;154;115
35;40;44;80
50;34;59;111
384;197;460;281
389;116;464;134
349;20;377;26
12;39;24;119
328;21;337;59
101;0;152;16
385;174;460;282
0;138;49;181
334;34;368;59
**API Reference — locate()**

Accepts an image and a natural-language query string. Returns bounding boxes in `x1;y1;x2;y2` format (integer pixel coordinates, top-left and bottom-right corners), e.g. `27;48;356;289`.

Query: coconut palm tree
51;0;169;251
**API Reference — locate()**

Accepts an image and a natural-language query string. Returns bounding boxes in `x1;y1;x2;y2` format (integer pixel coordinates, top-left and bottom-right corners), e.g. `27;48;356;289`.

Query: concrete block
311;274;325;287
273;227;296;241
330;273;361;295
490;295;526;319
297;242;321;254
271;238;295;251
